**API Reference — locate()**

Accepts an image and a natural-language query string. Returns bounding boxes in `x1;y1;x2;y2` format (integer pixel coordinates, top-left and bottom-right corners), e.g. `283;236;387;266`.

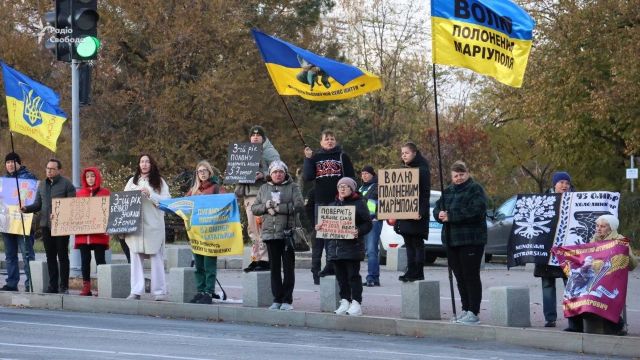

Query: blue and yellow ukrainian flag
1;62;67;152
431;0;535;87
159;194;244;257
251;29;382;101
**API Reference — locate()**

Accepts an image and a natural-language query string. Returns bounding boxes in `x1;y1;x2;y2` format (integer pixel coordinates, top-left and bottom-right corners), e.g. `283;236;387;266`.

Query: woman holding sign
186;160;226;304
433;161;488;325
124;154;171;301
252;160;304;311
394;142;431;282
317;177;372;316
74;167;110;296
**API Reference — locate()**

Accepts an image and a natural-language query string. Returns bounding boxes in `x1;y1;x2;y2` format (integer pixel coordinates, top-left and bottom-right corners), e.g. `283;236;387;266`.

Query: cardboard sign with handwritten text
316;206;356;239
377;168;419;220
51;197;110;236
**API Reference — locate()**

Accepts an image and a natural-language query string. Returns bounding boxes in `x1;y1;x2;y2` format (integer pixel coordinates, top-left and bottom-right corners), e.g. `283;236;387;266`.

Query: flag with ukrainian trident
1;62;67;152
159;193;244;257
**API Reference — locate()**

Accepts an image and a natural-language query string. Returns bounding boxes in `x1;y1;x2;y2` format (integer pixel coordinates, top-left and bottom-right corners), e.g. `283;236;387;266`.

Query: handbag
284;212;310;252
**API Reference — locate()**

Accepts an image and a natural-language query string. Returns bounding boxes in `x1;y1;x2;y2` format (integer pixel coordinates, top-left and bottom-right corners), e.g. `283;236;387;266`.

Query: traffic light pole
70;59;81;276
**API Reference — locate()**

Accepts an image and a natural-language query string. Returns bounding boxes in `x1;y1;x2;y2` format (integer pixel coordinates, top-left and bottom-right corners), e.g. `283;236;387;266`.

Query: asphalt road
0;307;631;360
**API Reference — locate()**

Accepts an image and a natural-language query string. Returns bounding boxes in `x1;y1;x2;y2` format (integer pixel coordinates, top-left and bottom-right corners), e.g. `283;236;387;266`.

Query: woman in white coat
124;154;171;301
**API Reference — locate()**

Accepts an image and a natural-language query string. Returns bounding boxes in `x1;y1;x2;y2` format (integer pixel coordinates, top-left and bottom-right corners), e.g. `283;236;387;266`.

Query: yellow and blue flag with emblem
1;62;67;152
159;194;244;257
431;0;535;88
251;29;382;101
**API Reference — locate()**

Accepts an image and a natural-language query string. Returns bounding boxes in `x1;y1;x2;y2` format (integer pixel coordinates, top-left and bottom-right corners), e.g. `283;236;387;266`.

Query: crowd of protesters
0;126;635;332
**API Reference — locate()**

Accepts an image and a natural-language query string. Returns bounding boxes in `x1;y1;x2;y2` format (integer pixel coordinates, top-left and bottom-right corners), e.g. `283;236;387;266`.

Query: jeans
266;240;295;304
193;253;218;294
364;220;383;281
447;244;484;315
78;244;107;282
334;259;363;303
2;233;34;289
542;276;567;322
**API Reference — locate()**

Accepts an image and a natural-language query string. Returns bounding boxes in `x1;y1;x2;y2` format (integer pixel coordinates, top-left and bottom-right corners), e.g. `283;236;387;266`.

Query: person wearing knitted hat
235;125;281;273
316;177;372;316
535;170;574;328
252;160;304;311
1;152;37;292
359;165;382;287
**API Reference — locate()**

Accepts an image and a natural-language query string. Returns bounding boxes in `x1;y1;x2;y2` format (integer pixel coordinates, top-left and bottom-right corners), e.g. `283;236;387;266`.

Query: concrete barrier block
29;260;49;293
97;264;131;299
320;275;340;312
168;267;197;303
489;286;531;327
386;247;407;271
243;246;252;268
401;280;440;320
225;257;243;269
90;249;113;274
166;245;193;269
242;271;271;307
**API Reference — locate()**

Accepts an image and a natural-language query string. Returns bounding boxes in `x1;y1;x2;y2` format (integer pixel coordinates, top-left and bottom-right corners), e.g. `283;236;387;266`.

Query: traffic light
44;0;72;62
71;0;100;60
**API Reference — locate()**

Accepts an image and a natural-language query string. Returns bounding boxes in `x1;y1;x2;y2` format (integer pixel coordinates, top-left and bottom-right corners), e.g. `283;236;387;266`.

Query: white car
379;190;444;264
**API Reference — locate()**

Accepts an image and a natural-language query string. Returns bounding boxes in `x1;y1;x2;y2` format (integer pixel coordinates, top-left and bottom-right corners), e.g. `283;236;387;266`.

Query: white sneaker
334;299;350;315
269;302;282;310
454;310;469;323
459;313;480;325
346;300;362;316
153;294;168;301
126;294;140;300
279;303;294;311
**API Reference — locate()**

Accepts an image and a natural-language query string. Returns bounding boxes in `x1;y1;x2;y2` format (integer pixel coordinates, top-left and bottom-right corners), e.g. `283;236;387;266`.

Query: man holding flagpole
1;152;37;292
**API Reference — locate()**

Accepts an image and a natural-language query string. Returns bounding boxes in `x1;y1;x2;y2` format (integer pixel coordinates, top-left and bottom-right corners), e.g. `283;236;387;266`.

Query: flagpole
8;131;33;293
278;95;307;147
431;64;458;320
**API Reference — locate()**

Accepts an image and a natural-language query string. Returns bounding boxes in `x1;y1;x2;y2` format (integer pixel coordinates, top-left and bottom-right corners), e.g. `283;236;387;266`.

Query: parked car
379;192;516;264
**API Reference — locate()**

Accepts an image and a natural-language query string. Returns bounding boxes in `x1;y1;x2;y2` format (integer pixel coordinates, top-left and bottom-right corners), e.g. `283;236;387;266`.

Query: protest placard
223;142;263;184
51;197;110;236
377;168;419;220
0;177;38;235
316;206;356;239
106;191;143;234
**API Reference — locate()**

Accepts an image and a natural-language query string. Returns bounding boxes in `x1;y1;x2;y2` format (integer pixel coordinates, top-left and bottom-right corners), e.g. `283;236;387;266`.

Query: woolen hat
552;171;571;186
268;160;288;175
4;152;21;164
337;177;357;192
249;125;266;139
361;165;375;176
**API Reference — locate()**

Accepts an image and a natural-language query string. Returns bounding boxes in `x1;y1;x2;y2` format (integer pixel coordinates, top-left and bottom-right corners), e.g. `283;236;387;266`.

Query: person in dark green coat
433;161;487;325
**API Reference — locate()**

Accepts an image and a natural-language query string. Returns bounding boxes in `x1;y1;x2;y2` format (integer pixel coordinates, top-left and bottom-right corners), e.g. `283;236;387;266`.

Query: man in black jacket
22;159;75;294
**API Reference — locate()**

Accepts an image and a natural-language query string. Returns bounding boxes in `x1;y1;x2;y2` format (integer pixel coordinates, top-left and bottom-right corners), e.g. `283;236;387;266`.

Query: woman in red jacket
75;167;110;296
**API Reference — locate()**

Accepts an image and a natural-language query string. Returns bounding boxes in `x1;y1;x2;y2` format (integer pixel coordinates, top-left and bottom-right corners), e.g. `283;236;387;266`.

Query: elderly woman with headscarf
564;214;637;335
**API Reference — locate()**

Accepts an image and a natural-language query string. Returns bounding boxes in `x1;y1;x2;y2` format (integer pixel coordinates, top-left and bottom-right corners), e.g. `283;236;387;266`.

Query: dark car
485;196;517;261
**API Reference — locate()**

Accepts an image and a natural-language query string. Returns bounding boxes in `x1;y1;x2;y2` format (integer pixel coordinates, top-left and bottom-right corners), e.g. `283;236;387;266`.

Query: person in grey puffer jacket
252;160;303;311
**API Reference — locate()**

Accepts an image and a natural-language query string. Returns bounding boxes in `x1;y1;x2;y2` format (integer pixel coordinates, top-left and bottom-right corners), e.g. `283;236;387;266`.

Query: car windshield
495;196;517;219
429;192;440;208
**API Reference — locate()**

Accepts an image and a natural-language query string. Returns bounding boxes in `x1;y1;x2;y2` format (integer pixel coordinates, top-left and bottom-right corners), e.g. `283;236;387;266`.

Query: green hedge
619;192;640;251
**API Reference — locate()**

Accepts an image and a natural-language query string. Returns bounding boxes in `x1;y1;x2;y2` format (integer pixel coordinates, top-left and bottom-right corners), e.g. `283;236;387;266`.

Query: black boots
244;260;270;272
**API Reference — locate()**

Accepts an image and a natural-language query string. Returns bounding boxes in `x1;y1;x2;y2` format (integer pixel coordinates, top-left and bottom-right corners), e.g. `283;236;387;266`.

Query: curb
0;292;637;357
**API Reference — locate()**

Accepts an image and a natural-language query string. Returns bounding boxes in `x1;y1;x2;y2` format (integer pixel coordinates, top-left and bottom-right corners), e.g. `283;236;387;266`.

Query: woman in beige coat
124;154;171;301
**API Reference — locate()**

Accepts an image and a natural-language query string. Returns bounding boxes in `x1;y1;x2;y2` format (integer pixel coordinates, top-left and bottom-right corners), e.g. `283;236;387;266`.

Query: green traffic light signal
76;36;100;58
